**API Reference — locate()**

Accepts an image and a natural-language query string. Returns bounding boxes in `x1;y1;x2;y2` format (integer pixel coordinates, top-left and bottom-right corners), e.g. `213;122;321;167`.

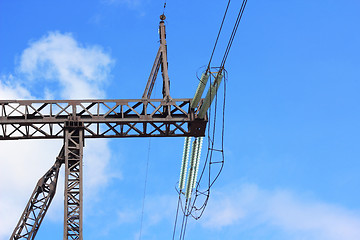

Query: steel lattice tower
4;15;207;240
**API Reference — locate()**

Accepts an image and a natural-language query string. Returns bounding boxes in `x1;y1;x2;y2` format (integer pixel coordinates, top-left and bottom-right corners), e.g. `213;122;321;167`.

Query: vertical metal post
159;15;171;100
63;120;84;240
142;14;171;100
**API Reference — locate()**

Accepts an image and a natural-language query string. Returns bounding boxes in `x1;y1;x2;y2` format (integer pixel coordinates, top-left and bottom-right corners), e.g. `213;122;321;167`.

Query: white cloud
0;75;33;99
0;32;115;240
18;31;113;99
83;138;122;198
0;139;63;239
94;194;177;239
202;183;360;240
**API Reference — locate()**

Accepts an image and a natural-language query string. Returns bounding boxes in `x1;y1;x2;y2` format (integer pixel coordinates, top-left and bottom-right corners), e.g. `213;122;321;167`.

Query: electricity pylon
2;15;207;240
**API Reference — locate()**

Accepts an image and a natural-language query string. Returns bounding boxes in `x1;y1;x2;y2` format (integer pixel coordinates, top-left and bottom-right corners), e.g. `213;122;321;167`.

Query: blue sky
1;0;360;239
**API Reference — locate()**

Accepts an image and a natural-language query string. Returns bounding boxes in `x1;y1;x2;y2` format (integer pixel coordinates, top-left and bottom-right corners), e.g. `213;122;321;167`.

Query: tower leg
10;148;64;240
64;124;84;240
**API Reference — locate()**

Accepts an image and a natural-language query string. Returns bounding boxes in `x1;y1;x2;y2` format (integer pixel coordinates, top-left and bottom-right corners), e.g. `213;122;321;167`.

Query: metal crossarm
0;99;207;140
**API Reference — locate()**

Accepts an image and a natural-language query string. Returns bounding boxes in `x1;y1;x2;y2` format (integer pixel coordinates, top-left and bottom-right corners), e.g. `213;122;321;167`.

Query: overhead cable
206;0;232;73
220;0;248;69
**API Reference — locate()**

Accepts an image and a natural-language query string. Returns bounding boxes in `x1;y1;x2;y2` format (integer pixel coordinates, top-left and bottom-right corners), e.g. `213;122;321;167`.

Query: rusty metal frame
0;99;206;140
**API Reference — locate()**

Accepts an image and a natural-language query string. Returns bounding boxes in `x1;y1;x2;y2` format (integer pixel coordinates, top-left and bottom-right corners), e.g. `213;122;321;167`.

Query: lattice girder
64;124;84;240
0;99;207;140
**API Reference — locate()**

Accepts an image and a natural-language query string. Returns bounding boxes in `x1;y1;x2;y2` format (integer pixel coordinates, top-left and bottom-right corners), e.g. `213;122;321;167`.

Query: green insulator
185;138;198;199
192;137;203;190
179;137;191;191
190;72;209;109
198;72;223;119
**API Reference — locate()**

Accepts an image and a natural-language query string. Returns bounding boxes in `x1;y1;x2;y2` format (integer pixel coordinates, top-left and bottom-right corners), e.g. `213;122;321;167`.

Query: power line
172;1;248;238
220;0;248;69
207;0;248;72
207;0;231;73
172;194;182;240
172;70;228;239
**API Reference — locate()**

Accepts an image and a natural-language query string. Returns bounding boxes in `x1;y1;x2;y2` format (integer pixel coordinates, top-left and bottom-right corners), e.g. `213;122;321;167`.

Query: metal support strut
63;119;84;240
10;148;64;240
142;14;171;100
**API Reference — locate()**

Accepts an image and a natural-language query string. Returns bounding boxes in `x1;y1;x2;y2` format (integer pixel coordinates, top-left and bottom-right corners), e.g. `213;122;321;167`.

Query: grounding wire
139;138;151;240
139;55;162;238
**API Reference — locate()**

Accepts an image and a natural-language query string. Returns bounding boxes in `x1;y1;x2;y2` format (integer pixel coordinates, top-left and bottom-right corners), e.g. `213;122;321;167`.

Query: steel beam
142;48;162;99
159;18;171;99
0;99;207;140
63;121;84;240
